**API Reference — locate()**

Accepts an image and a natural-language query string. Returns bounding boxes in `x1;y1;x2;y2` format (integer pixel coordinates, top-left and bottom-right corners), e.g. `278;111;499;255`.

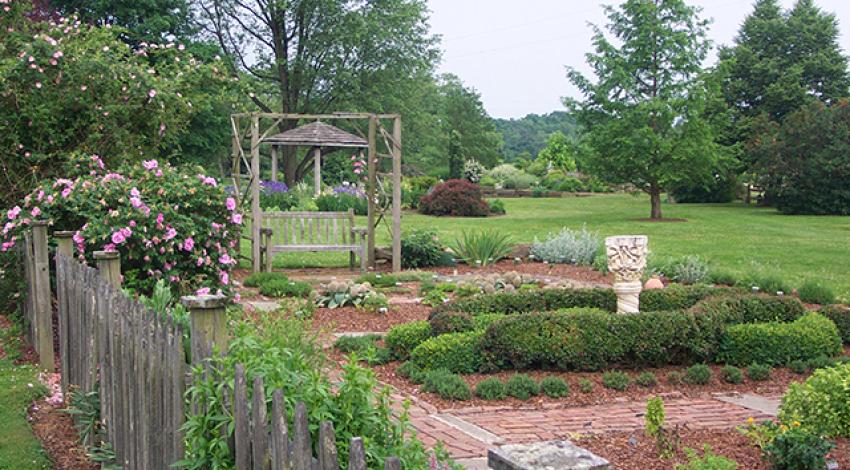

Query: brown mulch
29;401;98;470
576;428;850;470
311;304;432;332
429;260;613;285
373;362;807;411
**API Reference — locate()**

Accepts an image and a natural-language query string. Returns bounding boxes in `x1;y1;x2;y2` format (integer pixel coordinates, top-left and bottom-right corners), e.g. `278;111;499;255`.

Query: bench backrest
263;210;358;246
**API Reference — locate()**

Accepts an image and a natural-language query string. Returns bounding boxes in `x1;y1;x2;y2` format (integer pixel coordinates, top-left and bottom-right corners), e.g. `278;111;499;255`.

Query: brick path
395;391;777;463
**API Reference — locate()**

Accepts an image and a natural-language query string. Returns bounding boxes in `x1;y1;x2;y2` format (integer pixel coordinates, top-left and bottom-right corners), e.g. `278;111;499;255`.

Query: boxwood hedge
819;305;850;345
410;331;484;374
385;320;432;360
718;313;842;366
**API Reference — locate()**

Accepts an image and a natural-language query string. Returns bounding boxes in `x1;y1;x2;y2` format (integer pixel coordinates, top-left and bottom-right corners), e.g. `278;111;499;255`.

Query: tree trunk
283;147;298;187
650;187;662;220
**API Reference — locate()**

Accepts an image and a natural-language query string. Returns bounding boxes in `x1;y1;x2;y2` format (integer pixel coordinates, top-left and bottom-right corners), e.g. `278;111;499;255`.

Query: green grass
246;194;850;299
0;323;50;469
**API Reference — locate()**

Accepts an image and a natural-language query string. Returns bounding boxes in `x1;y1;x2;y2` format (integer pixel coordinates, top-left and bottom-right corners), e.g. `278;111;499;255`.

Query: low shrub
529;226;600;265
385;321;431;360
636;372;658;387
667;371;685;385
819;305;850;345
504;374;540;400
429;311;475;336
641;284;719;311
720;365;744;384
442;288;617;315
410;331;483;374
708;270;739;286
797;282;835;305
780;363;850;437
421;369;471;401
806;355;835;370
397;361;426;384
540;376;570;398
763;426;834;470
718;313;842;366
747;363;772;381
789;360;808;375
602;371;630;391
333;334;381;353
418;179;489;217
315;188;367;215
258;278;313;298
676;445;738;470
401;230;447;269
684;364;712;385
356;273;398;288
669;256;711;285
579;378;594;393
488;199;506;215
690;293;806;325
259;181;298;211
243;271;287;288
475;377;507;400
448;230;513;267
737;275;791;296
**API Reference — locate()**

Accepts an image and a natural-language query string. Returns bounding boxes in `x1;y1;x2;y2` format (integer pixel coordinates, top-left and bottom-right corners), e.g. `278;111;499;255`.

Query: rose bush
1;154;241;296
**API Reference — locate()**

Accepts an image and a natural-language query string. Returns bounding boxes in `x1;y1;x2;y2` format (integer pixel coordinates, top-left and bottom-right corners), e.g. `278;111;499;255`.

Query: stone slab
714;393;780;417
456;457;490;470
488;441;610;470
247;301;280;312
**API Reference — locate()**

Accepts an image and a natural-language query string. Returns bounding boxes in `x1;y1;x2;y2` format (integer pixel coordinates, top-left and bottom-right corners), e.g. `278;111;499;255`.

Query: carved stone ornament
605;236;648;283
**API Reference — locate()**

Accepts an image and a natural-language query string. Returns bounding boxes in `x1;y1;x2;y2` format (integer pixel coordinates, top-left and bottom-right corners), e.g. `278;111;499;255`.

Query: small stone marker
488;441;610;470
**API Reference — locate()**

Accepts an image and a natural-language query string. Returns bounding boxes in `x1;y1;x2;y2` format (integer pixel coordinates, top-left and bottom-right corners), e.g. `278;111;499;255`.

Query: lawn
0;324;50;470
253;194;850;299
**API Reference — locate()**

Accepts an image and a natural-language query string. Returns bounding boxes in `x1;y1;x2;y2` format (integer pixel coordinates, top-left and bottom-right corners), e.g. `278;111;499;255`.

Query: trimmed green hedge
718;313;842;366
410;331;484;374
819;305;850;345
429;311;512;336
385;321;431;360
690;294;806;324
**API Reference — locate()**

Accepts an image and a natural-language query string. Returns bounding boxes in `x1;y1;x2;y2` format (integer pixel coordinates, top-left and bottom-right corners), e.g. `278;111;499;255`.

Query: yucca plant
448;230;513;267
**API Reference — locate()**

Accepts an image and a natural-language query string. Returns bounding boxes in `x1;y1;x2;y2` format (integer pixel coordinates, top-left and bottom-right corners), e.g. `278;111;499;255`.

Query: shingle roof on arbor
263;121;368;148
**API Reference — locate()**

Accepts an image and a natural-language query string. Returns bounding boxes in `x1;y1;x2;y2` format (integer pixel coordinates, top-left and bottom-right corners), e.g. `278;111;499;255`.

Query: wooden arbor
230;113;402;273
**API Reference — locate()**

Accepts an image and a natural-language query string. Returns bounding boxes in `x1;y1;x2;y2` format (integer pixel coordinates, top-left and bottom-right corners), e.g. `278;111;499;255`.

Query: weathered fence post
32;221;54;371
54;231;74;392
181;294;228;362
93;250;121;286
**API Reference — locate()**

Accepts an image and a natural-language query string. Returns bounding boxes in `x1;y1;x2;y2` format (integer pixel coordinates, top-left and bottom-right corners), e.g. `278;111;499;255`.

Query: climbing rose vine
1;154;242;296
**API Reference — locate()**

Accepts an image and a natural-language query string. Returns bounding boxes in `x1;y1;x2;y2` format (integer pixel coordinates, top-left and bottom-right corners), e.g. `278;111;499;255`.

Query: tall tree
50;0;194;45
192;0;439;186
566;0;724;219
438;74;502;178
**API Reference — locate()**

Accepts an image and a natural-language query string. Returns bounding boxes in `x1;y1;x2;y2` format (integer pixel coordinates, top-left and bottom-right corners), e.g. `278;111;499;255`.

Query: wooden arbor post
391;115;402;273
313;147;322;196
251;114;262;273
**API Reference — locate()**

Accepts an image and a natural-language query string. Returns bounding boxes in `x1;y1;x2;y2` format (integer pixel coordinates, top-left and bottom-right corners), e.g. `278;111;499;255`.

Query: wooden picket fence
19;222;54;371
17;228;406;469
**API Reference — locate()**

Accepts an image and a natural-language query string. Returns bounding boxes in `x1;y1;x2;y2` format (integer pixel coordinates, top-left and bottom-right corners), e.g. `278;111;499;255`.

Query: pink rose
231;213;243;224
164;227;177;241
219;271;229;285
142;160;158;171
183;237;194;251
111;231;126;244
195;287;211;296
30;207;41;217
225;197;236;211
7;206;21;220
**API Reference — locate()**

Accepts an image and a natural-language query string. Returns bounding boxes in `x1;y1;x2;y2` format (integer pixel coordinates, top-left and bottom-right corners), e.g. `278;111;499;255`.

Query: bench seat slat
270;245;361;252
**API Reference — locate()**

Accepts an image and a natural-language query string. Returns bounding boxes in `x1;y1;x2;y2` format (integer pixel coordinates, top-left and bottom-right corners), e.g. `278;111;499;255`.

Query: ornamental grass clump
448;230;513;267
530;226;600;265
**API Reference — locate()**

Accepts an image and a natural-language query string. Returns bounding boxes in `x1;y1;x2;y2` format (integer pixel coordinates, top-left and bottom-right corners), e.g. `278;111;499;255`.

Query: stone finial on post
181;294;228;363
605;235;648;314
93;250;121;286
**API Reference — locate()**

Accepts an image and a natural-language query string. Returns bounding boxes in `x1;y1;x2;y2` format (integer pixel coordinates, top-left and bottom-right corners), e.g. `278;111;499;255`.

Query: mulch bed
372;362;807;411
576;428;850;470
29;401;98;470
311;303;432;332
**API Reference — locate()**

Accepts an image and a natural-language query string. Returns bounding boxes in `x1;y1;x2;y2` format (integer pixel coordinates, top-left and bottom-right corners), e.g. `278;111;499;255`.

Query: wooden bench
260;209;367;272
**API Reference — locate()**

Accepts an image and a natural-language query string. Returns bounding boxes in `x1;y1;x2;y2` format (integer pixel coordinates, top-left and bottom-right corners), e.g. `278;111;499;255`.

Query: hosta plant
315;280;388;312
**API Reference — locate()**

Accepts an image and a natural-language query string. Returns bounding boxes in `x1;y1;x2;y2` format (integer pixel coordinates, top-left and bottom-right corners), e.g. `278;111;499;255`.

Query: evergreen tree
439;74;502;178
566;0;725;219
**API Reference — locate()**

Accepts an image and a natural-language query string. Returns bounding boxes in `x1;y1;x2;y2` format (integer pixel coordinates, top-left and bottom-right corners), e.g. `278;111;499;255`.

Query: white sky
427;0;850;118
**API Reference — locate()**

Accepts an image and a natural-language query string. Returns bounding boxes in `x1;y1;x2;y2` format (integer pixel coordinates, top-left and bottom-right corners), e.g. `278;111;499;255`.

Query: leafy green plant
475;377;507;400
789;360;808;374
422;369;471;401
645;397;665;437
488;199;506;215
385;321;432;360
667;371;685;385
448;230;513;267
737;419;782;451
539;376;570;398
601;371;630;391
684;364;712;385
357;273;399;288
397;362;427;385
718;313;842;366
315;280;386;311
578;378;594;393
818;305;850;345
747;363;772;381
422;289;450;307
529;225;600;265
797;281;835;305
763;426;834;470
258;278;312;298
779;363;850;437
720;365;744;384
410;331;483;374
636;372;658;387
505;374;540;400
334;334;382;354
675;445;737;470
806;355;836;370
243;271;288;288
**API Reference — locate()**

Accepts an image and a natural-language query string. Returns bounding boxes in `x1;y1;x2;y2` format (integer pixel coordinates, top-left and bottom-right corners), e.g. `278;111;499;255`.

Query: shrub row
719;313;842;366
479;294;810;371
409;331;483;374
819;305;850;345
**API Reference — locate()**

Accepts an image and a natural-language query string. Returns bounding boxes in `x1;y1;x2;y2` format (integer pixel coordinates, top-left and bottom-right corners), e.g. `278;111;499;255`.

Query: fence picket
234;364;251;470
270;389;289;470
293;402;312;470
319;421;339;470
251;376;269;469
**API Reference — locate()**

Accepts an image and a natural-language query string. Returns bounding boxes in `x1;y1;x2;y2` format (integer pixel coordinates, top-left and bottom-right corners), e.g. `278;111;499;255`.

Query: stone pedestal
605;235;648;314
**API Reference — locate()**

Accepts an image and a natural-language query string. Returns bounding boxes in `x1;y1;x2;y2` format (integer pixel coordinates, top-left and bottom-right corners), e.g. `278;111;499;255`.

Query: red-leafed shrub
418;179;490;217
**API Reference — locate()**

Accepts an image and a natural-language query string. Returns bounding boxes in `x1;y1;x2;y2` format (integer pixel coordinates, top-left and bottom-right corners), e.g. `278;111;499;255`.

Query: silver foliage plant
530;226;600;265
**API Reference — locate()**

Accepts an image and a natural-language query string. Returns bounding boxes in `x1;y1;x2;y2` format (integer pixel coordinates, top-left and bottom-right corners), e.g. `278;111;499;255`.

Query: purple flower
260;181;288;194
332;185;366;198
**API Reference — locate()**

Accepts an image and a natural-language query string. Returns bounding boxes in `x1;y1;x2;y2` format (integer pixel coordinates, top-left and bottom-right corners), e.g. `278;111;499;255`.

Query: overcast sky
427;0;850;119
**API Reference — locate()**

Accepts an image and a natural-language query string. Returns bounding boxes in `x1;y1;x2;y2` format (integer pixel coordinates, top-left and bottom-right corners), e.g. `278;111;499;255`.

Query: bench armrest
351;227;367;235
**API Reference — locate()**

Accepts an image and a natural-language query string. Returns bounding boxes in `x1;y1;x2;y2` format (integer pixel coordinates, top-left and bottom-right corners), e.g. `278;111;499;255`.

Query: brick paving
395;391;777;462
